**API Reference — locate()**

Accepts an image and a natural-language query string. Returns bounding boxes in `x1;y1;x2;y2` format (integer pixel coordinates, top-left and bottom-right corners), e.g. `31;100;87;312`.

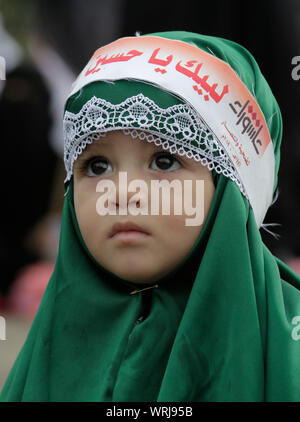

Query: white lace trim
63;94;247;197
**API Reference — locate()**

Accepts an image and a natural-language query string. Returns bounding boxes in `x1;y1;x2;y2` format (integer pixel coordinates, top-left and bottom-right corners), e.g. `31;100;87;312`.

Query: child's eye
150;152;181;172
85;157;113;176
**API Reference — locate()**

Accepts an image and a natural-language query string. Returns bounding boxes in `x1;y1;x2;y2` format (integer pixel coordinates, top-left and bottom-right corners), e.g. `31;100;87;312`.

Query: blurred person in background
0;6;70;317
0;13;57;312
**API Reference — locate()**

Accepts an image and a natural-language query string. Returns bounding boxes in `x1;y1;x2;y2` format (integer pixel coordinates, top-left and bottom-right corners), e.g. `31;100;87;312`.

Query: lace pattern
63;94;247;198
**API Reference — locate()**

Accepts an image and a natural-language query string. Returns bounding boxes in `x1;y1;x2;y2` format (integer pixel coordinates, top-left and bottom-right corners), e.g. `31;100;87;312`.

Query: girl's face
73;130;215;284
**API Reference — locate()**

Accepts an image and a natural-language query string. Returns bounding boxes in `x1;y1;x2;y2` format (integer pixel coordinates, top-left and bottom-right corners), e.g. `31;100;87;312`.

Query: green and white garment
1;31;300;402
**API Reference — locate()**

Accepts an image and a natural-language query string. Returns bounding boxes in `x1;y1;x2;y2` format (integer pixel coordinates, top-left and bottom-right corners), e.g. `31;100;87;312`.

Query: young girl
1;31;300;402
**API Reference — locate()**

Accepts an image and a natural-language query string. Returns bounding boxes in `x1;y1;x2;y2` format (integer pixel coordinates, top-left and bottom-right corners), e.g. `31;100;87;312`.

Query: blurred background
1;0;300;389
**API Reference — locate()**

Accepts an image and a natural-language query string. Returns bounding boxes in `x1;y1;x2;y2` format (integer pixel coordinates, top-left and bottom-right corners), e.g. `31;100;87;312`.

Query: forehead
81;130;164;154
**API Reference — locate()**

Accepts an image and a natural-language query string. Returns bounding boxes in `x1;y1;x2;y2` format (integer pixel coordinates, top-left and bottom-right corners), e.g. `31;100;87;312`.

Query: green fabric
1;31;300;402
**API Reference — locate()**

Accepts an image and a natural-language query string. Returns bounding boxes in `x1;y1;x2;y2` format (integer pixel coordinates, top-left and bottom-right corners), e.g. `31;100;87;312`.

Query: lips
109;222;150;238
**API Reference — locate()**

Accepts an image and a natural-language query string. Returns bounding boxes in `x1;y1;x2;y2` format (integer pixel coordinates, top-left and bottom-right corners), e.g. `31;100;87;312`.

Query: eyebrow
80;140;112;155
90;139;111;147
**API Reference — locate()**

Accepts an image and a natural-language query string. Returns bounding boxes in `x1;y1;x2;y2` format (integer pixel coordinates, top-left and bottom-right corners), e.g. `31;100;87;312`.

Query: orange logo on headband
229;100;264;155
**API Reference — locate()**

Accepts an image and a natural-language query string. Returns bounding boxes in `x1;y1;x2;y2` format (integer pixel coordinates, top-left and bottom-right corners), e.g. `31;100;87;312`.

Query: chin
115;270;158;285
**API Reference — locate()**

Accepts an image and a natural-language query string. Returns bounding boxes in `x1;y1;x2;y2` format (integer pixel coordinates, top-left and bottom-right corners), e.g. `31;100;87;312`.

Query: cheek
153;214;202;275
160;176;214;245
157;213;202;252
170;176;215;226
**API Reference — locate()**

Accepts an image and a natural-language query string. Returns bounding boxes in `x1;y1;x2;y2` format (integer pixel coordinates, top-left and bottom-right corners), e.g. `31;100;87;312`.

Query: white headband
64;35;275;227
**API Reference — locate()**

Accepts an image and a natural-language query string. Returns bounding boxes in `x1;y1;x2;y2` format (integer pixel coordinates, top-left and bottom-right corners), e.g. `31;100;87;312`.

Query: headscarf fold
1;31;300;402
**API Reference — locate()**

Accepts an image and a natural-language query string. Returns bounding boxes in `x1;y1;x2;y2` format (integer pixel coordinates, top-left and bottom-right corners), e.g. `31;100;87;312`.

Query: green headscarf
1;31;300;402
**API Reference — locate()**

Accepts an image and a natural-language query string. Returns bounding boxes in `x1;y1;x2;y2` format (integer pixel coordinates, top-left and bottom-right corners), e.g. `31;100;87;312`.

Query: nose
114;171;148;214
